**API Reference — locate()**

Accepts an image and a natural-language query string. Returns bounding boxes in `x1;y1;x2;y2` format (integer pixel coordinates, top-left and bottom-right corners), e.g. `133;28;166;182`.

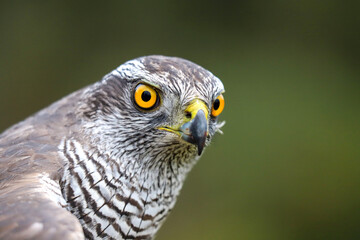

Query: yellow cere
157;99;209;134
185;99;209;120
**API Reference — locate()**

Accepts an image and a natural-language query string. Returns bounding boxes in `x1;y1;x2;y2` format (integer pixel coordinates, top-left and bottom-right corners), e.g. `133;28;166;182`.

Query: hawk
0;55;225;239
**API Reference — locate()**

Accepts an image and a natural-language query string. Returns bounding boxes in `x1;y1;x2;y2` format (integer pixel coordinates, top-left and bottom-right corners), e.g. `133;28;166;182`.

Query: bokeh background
1;1;359;239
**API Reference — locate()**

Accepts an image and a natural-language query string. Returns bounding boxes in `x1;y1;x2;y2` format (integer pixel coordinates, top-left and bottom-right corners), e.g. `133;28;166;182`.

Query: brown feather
0;89;86;239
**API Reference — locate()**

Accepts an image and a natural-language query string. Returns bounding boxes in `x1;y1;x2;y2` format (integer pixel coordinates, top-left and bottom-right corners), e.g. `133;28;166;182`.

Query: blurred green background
1;1;359;239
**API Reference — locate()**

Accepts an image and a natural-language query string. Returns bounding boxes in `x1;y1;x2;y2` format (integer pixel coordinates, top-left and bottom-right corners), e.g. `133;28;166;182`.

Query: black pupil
141;91;152;102
213;99;220;110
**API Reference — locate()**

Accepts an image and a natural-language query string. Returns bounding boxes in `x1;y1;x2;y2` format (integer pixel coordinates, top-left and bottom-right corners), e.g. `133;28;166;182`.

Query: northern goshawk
0;55;225;239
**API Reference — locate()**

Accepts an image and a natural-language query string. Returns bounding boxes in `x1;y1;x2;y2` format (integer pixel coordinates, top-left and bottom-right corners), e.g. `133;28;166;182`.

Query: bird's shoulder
0;88;88;239
0;87;86;188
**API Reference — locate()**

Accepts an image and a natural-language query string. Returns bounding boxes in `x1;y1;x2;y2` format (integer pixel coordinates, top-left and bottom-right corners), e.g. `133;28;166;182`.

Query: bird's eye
134;84;159;110
211;94;225;117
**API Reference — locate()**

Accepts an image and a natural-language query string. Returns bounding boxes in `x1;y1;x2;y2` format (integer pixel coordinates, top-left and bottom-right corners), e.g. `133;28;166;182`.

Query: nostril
185;111;192;119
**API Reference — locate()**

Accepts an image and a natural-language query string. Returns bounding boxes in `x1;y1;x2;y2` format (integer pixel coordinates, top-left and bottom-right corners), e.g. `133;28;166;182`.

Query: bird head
81;55;225;163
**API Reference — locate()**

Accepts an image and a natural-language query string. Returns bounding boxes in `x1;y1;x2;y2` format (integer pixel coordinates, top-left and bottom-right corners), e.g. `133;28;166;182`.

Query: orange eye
134;84;159;110
211;94;225;117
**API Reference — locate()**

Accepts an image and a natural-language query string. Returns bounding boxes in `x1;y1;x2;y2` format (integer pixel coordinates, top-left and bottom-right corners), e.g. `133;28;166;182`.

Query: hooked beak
158;99;209;155
179;109;208;155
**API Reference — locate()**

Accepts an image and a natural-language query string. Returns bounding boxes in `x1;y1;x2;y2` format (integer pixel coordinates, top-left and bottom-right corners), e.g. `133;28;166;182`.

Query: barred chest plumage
59;138;194;240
